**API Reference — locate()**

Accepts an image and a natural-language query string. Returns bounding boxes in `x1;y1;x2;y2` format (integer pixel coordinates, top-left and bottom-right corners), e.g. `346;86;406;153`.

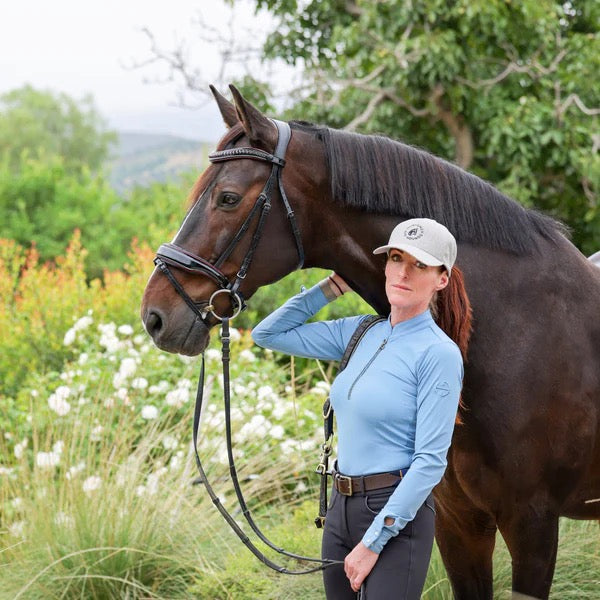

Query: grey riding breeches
321;485;435;600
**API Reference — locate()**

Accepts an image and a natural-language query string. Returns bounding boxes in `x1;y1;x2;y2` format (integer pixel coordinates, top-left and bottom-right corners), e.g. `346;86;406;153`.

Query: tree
143;0;600;253
0;85;116;173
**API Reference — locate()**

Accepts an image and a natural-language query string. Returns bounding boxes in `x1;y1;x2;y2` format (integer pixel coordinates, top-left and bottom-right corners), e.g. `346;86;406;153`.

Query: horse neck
304;207;396;314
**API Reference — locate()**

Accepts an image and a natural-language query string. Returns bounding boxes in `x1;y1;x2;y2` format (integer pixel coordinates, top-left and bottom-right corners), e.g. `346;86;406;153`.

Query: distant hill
108;132;211;194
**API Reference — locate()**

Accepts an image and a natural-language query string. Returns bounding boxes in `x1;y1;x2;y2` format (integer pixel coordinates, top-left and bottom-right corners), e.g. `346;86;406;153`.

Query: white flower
119;358;137;377
8;520;25;538
310;381;330;396
54;511;74;528
66;462;86;480
98;323;120;353
205;348;221;362
239;349;256;363
82;475;102;494
133;334;145;345
90;425;104;441
14;438;28;459
162;435;178;450
131;377;148;390
273;404;287;419
295;481;308;493
63;328;76;346
237;415;270;442
78;352;89;365
165;388;189;408
103;397;114;408
169;451;185;471
36;451;60;469
52;440;65;455
0;466;15;476
135;485;146;497
149;380;169;395
229;328;242;342
271;425;285;439
48;386;72;416
146;467;168;495
30;389;39;398
141;405;158;420
74;315;93;331
116;387;128;400
118;324;134;336
11;497;23;509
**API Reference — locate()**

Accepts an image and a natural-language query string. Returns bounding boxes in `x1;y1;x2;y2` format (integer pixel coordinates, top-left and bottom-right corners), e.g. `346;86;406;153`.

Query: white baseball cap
373;218;457;275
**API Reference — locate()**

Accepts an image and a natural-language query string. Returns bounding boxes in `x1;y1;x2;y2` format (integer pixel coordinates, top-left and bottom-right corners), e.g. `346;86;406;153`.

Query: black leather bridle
153;119;304;325
152;120;342;574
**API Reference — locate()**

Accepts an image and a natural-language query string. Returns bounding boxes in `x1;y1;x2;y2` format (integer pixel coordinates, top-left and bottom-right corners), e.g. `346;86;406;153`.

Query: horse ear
210;85;239;128
229;84;276;149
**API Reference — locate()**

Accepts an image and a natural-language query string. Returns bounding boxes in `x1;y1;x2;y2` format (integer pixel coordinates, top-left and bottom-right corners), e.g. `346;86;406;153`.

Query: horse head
141;86;331;355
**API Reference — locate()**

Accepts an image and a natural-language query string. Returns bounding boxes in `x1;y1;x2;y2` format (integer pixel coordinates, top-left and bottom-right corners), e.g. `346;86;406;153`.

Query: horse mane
290;122;568;254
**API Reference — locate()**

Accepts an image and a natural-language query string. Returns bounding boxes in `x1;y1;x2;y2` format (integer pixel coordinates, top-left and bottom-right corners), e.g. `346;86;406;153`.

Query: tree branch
344;91;387;131
556;94;600;117
456;49;567;89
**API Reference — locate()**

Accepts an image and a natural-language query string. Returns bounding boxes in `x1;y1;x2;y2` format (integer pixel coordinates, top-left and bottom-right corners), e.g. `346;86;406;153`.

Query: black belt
333;468;409;496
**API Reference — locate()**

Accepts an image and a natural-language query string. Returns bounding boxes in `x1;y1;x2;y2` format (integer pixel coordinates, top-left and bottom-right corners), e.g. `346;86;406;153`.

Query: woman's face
384;249;449;316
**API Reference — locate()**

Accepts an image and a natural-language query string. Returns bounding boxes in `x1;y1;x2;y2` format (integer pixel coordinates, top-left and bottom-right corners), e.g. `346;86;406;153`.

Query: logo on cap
404;224;424;240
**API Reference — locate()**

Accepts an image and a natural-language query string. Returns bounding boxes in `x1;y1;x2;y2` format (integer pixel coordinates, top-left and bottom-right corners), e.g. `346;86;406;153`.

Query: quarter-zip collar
386;309;434;337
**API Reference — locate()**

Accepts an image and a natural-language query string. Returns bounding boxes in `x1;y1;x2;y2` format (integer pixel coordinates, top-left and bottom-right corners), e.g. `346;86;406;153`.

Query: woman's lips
392;284;411;291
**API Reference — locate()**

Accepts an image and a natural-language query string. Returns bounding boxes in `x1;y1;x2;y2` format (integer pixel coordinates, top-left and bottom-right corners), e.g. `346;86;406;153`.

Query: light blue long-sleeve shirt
251;283;463;553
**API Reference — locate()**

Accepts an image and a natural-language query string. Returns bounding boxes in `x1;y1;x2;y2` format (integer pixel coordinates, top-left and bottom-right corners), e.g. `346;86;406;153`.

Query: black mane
290;121;568;253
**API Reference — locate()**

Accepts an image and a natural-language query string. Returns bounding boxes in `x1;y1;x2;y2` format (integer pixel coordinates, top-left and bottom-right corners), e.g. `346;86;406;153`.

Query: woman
252;218;470;599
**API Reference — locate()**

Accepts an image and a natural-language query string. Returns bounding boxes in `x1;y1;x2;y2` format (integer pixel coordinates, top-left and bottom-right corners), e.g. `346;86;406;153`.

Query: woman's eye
389;254;401;262
415;261;427;269
217;192;242;209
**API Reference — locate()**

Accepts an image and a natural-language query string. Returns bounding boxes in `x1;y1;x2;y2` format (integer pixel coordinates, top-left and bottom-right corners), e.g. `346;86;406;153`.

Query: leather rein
153;120;342;574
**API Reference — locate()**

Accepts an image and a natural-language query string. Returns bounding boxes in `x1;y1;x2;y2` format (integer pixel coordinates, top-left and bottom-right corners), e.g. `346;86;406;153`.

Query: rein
154;120;342;574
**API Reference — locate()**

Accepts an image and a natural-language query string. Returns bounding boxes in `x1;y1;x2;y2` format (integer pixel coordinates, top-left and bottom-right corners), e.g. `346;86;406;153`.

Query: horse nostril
145;309;164;338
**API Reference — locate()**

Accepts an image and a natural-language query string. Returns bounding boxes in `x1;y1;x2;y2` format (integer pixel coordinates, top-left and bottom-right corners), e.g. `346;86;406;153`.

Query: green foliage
239;0;600;253
0;154;190;280
0;85;116;173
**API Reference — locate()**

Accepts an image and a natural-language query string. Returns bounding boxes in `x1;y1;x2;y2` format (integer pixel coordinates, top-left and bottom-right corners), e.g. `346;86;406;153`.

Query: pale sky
0;0;294;139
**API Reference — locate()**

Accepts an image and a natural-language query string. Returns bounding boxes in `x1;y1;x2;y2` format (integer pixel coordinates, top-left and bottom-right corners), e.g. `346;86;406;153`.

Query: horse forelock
291;122;568;254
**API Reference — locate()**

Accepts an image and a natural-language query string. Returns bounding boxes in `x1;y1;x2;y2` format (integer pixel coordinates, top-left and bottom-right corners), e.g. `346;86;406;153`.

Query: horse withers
141;85;600;599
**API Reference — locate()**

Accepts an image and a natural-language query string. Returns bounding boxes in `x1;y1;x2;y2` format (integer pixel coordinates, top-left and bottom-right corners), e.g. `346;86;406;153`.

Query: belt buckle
336;474;353;496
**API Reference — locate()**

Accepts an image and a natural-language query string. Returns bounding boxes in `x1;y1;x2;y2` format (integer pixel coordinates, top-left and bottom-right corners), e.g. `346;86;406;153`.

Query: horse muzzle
142;303;212;356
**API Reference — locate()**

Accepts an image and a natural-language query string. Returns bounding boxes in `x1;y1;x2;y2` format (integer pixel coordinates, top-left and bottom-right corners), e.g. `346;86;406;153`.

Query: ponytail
434;266;472;422
435;266;472;361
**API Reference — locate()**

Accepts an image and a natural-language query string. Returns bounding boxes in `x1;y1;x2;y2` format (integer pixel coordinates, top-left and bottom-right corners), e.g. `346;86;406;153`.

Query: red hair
434;266;472;422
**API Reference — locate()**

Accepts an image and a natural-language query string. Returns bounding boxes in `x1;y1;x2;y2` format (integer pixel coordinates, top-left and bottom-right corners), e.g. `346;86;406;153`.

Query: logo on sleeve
435;381;450;397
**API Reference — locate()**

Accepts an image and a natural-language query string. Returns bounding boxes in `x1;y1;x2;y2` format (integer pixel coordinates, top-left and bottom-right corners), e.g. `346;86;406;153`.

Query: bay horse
141;85;600;599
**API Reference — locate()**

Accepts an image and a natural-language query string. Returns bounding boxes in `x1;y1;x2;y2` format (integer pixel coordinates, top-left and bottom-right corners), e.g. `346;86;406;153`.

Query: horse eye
217;192;242;209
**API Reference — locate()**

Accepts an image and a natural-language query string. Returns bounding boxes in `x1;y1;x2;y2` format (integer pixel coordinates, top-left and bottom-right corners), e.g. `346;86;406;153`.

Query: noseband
153;119;304;323
152;121;341;574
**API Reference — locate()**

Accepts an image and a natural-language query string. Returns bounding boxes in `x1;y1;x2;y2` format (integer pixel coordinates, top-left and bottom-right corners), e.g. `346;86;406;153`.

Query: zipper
347;338;388;400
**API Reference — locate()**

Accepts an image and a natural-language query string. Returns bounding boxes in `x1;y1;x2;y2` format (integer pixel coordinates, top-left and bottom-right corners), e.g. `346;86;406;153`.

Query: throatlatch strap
315;315;386;528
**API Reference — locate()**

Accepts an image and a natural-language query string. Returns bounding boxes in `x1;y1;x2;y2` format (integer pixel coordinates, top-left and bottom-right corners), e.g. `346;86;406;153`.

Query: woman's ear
435;272;449;291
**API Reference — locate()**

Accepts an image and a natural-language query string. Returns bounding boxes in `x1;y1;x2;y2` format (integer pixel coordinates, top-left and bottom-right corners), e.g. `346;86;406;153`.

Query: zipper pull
379;339;388;350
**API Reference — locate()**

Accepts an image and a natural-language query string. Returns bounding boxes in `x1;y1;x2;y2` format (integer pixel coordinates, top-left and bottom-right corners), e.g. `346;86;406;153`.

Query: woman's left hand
344;542;379;592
